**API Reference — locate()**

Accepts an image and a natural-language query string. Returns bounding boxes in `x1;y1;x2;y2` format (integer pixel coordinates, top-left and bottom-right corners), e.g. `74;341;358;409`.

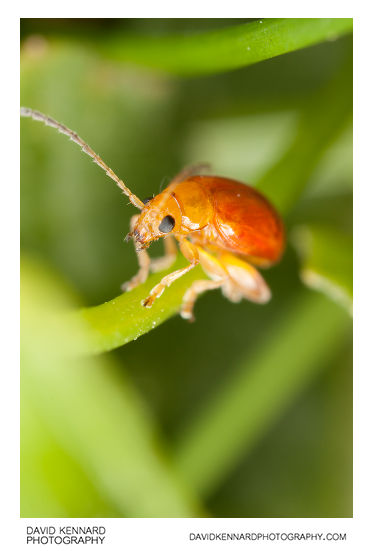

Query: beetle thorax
171;179;213;232
132;179;214;248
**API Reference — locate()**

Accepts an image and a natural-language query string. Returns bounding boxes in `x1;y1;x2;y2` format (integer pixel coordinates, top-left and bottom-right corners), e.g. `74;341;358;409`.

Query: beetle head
127;190;182;250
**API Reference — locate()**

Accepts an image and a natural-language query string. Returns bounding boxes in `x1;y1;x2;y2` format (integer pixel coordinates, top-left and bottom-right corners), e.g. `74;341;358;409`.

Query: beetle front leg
142;239;199;308
121;215;151;292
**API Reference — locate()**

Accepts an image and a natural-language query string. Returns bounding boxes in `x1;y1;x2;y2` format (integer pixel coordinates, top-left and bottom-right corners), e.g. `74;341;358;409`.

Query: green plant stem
96;19;352;76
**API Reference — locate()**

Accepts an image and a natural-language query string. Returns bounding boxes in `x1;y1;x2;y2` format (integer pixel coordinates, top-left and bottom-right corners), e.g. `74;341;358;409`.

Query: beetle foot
142;295;154;308
180;309;195;322
121;280;135;292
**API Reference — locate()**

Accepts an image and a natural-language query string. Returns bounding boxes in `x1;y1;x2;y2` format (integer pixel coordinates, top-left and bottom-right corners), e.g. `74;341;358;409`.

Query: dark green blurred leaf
256;56;352;213
209;341;352;517
173;290;351;496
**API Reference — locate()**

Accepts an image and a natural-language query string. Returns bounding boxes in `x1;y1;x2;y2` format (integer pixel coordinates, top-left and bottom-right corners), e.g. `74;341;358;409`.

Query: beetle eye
158;215;175;233
142;196;153;205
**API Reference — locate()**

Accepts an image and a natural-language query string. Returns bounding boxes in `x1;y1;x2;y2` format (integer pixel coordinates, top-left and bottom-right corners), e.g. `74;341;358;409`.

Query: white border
4;4;372;550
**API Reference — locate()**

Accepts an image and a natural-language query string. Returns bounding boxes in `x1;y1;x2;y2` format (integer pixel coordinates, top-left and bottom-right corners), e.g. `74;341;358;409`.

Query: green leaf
172;290;351;496
292;225;352;315
21;394;121;517
96;19;352;76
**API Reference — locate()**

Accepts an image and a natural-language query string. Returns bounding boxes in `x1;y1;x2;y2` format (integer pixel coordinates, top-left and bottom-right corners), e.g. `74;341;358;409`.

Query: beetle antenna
20;107;144;210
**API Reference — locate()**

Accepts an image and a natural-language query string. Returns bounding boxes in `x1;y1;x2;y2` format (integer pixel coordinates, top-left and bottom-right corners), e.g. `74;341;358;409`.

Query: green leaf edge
96;18;352;76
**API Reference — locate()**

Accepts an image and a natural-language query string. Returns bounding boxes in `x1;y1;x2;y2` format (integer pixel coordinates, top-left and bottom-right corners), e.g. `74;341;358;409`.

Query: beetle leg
179;246;228;320
121;215;151;292
181;279;225;321
149;235;178;273
219;253;271;304
179;248;271;318
142;239;199;308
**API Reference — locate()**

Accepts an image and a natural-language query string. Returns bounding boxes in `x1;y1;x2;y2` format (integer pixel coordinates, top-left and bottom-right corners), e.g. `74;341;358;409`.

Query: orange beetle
21;108;284;320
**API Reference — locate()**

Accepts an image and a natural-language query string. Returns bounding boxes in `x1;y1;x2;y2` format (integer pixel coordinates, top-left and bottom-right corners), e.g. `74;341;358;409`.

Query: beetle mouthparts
133;228;143;242
128;228;149;250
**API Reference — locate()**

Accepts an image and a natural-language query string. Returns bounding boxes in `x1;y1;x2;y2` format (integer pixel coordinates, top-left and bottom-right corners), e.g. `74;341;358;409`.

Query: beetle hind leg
219;253;271;304
220;279;244;303
181;279;225;321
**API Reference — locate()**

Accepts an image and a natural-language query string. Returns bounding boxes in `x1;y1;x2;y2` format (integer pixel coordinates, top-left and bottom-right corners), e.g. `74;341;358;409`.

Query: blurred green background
20;19;352;518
